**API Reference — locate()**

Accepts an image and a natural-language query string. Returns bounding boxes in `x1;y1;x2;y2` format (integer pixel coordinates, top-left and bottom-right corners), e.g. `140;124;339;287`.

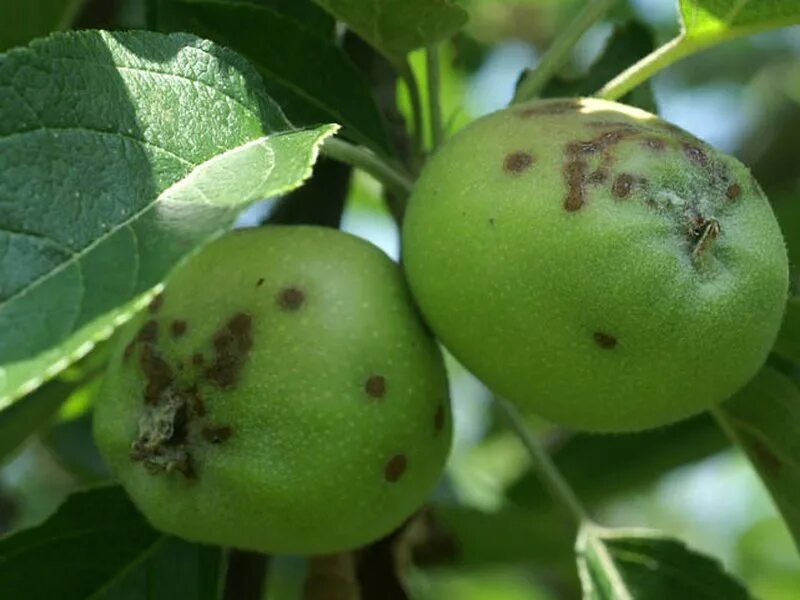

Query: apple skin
94;226;451;555
402;97;788;432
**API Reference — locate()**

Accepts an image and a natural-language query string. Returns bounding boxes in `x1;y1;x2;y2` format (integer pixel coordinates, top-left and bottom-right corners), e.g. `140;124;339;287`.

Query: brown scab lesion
202;425;233;444
517;99;581;118
171;320;188;338
384;454;407;483
726;183;741;200
612;174;635;199
643;137;666;151
563;159;588;212
137;320;158;344
140;345;174;405
689;216;721;260
365;375;387;399
681;142;708;167
503;151;534;175
205;312;254;389
148;293;164;314
593;332;618;349
278;286;305;311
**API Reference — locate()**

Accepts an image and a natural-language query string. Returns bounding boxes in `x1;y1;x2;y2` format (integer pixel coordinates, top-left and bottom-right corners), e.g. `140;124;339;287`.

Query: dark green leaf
44;412;111;482
0;486;222;599
0;0;85;51
507;414;728;511
311;0;468;66
715;366;800;552
153;0;391;154
543;21;657;112
0;30;337;406
773;297;800;365
680;0;800;40
577;525;751;599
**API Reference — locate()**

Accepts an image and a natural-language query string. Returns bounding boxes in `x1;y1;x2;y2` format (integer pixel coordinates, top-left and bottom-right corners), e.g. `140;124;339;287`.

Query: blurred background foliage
1;0;799;598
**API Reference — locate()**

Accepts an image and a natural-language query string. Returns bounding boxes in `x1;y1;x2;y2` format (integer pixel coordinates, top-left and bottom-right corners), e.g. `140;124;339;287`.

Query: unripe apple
402;97;788;432
94;226;451;554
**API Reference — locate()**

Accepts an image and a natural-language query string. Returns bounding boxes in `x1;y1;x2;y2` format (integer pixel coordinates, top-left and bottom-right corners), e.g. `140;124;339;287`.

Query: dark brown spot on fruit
587;169;608;184
205;312;253;389
171;320;187;338
612;174;634;199
278;287;304;311
518;100;580;117
192;353;205;366
643;137;666;151
503;151;534;175
186;385;206;416
593;332;617;349
139;345;173;405
434;405;445;434
563;159;587;211
726;183;741;200
202;425;233;444
682;142;708;166
148;293;164;314
256;278;265;287
137;320;158;344
365;375;387;398
385;454;407;482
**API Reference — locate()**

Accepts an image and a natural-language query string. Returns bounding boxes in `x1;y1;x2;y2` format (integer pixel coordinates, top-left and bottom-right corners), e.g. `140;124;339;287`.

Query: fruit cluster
94;99;788;555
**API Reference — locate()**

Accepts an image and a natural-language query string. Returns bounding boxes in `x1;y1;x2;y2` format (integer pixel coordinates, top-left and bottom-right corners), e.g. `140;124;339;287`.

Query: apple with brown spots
94;226;451;554
402;97;788;432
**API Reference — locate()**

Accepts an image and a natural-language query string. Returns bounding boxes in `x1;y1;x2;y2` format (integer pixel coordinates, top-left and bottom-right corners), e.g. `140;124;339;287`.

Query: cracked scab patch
125;311;249;480
612;174;635;199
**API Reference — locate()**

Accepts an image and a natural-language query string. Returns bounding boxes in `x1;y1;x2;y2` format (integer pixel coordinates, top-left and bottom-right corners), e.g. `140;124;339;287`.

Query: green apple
402;97;788;432
94;226;451;554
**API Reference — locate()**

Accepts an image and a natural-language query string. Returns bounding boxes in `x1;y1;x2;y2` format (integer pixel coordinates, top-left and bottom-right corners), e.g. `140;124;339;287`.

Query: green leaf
680;0;800;41
311;0;468;66
715;366;800;552
0;0;85;51
0;486;222;599
153;0;392;154
507;414;728;511
543;20;657;112
773;297;800;365
0;30;338;407
577;525;751;599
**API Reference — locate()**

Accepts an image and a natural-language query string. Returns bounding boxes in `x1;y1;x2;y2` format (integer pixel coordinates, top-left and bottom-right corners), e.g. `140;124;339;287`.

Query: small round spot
278;287;304;311
384;454;407;482
594;332;618;349
503;151;534;175
256;278;265;287
434;405;445;434
365;375;386;398
726;183;741;200
171;320;187;338
148;293;164;314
